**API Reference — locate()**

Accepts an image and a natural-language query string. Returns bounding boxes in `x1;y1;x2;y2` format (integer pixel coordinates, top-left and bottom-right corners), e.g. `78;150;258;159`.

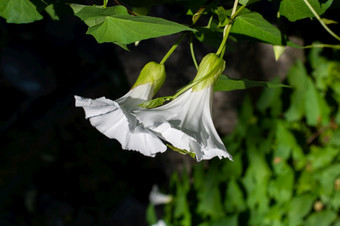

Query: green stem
103;0;108;8
305;44;340;49
159;7;205;65
160;34;185;64
302;0;340;41
216;0;244;57
190;35;199;69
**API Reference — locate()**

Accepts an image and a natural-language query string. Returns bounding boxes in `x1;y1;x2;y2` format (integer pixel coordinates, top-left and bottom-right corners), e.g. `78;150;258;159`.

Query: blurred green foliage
157;47;340;226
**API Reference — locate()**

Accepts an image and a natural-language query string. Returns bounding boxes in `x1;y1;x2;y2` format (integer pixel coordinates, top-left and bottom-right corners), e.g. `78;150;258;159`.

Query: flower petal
134;87;232;161
75;83;167;156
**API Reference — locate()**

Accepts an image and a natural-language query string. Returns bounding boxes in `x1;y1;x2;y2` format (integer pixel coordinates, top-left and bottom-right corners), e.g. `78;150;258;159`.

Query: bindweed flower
134;53;232;161
75;62;167;157
149;185;172;205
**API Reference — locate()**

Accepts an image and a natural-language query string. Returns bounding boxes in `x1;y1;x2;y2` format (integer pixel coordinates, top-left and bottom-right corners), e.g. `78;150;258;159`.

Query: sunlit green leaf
71;4;129;27
269;163;294;202
242;146;271;211
317;164;340;197
321;18;338;25
279;0;333;22
330;128;340;146
305;77;321;126
0;0;42;23
71;4;194;48
296;171;317;194
273;45;286;61
287;194;315;225
305;209;337;226
225;178;246;213
196;165;225;219
263;204;285;226
231;11;285;45
308;146;339;171
285;61;308;122
280;0;333;21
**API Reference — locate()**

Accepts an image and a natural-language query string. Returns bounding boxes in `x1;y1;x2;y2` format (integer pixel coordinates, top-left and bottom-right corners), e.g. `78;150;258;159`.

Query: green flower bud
192;53;225;91
132;62;166;96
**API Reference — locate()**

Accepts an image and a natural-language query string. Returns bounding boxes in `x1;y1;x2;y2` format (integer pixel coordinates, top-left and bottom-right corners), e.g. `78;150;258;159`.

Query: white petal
134;87;232;161
75;83;167;156
149;185;172;205
151;220;167;226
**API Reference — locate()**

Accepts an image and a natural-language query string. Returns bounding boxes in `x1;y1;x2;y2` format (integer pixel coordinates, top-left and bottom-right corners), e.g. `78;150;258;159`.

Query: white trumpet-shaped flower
134;53;232;161
75;62;167;157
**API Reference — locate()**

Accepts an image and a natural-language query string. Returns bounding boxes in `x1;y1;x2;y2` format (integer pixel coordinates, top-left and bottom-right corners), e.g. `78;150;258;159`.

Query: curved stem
160;34;185;64
305;43;340;49
216;0;243;57
160;7;206;65
103;0;108;8
190;35;199;69
302;0;340;41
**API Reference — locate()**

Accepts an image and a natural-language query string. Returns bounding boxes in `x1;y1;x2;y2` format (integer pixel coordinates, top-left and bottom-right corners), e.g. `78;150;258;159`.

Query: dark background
1;1;339;225
0;3;173;225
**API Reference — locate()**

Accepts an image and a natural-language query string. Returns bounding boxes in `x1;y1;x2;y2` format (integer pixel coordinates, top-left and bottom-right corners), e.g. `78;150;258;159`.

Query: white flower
75;62;167;157
151;220;167;226
149;185;172;205
134;54;232;161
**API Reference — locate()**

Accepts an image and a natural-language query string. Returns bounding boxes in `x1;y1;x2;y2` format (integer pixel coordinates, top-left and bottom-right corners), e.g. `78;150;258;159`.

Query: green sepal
192;53;226;91
167;144;196;159
132;62;166;96
138;96;172;108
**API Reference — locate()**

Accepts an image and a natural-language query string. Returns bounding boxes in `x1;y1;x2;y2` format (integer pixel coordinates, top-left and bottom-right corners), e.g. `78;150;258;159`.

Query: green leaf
330;128;340;146
317;163;340;197
287;194;315;225
45;4;59;21
0;0;43;23
296;171;317;194
231;11;285;45
87;15;194;44
239;0;261;6
256;83;282;116
284;61;308;122
273;45;286;61
305;77;321;126
196;165;225;219
305;209;337;226
268;163;294;203
321;18;338;25
71;4;194;47
214;74;289;92
146;204;157;225
221;153;243;179
71;4;129;27
215;6;229;27
171;172;191;226
279;0;333;22
308;146;339;171
242;146;271;212
225;178;246;213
